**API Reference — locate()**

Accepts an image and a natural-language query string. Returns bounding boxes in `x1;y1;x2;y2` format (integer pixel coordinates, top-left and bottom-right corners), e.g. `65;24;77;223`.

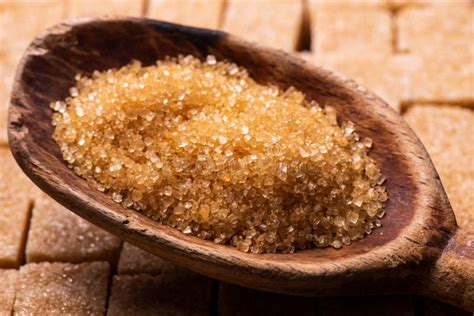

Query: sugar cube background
223;0;303;51
219;283;317;315
147;0;223;29
107;272;212;315
310;2;392;56
14;261;110;315
404;105;474;228
117;242;178;275
0;0;472;314
0;269;17;314
0;148;36;268
65;0;143;17
26;195;122;264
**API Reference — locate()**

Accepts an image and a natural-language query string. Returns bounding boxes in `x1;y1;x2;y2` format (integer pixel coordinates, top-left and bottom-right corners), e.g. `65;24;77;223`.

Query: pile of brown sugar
51;55;387;254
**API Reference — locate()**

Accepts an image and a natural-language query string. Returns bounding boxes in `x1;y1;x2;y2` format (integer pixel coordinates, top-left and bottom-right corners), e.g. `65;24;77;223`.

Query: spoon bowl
8;18;473;311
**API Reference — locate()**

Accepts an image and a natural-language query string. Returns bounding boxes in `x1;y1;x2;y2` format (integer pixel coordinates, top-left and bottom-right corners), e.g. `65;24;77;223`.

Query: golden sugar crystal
51;55;387;254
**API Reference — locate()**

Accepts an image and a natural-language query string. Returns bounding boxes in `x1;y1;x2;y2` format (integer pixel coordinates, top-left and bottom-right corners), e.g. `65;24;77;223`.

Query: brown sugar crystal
51;55;388;253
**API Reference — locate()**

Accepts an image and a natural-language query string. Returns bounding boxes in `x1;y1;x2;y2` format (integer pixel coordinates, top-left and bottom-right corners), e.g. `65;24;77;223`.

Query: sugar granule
52;55;387;254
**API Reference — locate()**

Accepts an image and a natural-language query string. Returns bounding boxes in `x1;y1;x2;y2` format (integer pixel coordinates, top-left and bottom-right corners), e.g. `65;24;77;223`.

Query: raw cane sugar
51;55;388;254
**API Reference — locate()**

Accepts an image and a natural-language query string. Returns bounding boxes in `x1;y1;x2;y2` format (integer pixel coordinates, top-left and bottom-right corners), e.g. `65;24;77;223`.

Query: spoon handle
420;228;474;312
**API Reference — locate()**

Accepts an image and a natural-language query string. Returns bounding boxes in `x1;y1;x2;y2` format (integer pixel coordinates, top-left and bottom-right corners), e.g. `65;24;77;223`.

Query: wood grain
7;18;473;311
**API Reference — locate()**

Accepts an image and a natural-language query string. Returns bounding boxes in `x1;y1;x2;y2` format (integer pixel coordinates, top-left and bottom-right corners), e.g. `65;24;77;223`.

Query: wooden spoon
8;18;473;311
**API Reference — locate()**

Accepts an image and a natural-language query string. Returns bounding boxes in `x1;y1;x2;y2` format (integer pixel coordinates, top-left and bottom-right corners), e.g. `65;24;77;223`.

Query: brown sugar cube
404;105;474;227
0;0;64;53
396;3;473;102
314;54;419;112
406;53;473;103
26;194;122;263
219;283;316;315
107;273;212;315
147;0;223;29
0;147;39;200
65;0;143;18
311;0;389;7
398;5;473;55
0;194;30;269
390;0;471;8
14;261;110;315
0;148;37;268
310;2;392;56
0;70;11;145
295;51;313;62
117;242;178;275
316;295;415;315
0;48;23;145
222;0;303;51
0;269;18;314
